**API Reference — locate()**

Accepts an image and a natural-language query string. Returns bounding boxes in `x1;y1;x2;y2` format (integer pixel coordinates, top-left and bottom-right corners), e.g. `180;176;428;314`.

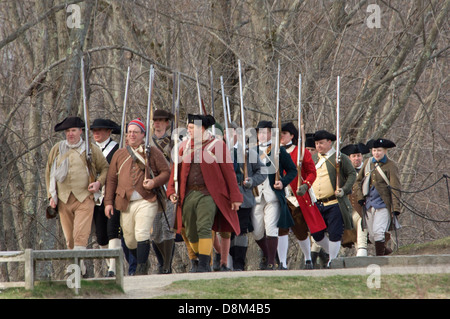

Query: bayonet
119;66;131;149
220;76;231;148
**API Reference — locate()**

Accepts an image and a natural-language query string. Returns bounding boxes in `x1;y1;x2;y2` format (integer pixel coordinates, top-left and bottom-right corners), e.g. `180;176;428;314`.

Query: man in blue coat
251;121;297;270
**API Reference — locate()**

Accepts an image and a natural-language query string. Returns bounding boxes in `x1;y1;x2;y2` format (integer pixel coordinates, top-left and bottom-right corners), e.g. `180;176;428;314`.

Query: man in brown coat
104;118;170;275
355;138;401;256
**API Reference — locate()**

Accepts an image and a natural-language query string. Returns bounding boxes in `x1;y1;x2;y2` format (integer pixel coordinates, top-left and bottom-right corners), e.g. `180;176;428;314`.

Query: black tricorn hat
256;120;273;129
341;143;370;156
313;130;336;141
54;116;85;132
90;118;121;134
153;109;174;120
305;133;315;148
372;138;396;149
188;113;215;128
281;122;299;140
366;139;375;149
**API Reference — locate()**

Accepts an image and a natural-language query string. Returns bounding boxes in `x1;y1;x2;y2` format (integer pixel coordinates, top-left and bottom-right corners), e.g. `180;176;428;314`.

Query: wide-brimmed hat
153;109;174;120
90;118;121;134
54;116;85;132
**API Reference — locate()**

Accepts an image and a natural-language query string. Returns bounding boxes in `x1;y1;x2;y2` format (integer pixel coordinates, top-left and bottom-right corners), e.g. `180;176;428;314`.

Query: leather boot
375;241;386;256
197;254;211;272
136;240;150;275
161;239;175;273
189;259;199;272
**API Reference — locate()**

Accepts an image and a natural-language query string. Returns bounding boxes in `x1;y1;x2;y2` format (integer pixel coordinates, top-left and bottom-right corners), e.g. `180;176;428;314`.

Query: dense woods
0;0;448;280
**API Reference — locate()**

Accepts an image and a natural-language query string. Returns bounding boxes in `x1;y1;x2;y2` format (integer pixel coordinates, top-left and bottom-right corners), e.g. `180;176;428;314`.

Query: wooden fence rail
0;248;123;292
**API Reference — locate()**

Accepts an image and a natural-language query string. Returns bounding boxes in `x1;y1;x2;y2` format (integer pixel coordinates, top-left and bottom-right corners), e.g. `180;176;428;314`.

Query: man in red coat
167;114;243;272
279;122;326;269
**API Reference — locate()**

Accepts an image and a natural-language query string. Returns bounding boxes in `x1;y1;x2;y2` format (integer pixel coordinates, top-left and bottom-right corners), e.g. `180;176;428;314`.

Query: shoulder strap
375;165;390;185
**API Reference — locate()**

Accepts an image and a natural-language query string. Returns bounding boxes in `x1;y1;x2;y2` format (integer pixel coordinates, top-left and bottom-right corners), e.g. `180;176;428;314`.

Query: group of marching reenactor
45;109;401;275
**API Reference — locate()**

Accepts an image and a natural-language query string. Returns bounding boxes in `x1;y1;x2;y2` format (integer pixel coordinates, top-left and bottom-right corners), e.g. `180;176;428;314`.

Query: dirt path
105;261;450;299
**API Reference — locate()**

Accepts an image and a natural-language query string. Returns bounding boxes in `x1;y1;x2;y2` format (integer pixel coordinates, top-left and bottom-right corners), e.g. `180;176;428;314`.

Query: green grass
158;274;449;299
0;280;123;299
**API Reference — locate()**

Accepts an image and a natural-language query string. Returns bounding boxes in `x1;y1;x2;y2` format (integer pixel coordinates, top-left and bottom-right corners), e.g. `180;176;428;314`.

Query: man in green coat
311;130;356;267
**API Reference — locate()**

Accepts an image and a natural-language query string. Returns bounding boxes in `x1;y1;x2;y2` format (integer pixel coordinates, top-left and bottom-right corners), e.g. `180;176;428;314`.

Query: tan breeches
58;193;95;249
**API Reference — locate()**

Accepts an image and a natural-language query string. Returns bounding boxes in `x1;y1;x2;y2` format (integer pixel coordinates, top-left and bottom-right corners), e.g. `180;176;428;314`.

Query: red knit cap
128;118;146;132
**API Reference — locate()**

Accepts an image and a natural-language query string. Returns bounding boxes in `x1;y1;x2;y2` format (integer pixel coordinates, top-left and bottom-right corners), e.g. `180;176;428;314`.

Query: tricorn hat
313;130;336;141
256;120;273;129
281;122;299;143
341;143;370;156
188;114;215;128
372;138;396;149
305;133;316;148
90;118;121;134
153;109;174;120
54;116;85;132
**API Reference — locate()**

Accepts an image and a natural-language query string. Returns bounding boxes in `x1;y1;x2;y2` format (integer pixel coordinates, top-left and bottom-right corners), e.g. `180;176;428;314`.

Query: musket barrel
220;76;231;148
145;65;154;149
274;60;281;181
238;60;246;157
297;74;302;192
336;75;341;189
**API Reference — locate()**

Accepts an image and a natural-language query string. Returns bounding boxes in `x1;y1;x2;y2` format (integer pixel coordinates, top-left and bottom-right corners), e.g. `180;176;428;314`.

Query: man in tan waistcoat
104;118;170;275
45;116;109;274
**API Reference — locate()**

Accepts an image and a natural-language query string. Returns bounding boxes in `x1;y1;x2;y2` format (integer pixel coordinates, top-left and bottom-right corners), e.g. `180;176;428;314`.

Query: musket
119;66;131;149
210;66;215;136
80;55;96;184
173;72;181;212
238;60;248;181
220;76;231;148
145;65;169;227
274;60;281;182
296;74;306;194
335;75;341;190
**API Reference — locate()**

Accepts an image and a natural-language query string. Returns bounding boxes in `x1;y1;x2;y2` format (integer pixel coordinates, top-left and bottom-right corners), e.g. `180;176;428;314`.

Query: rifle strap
152;135;171;162
126;145;146;171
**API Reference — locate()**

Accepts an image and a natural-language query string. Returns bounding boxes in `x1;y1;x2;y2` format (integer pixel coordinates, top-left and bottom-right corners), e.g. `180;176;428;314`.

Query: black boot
375;241;386;256
136;240;150;275
189;259;199;272
213;252;221;271
152;241;164;274
196;254;211;272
